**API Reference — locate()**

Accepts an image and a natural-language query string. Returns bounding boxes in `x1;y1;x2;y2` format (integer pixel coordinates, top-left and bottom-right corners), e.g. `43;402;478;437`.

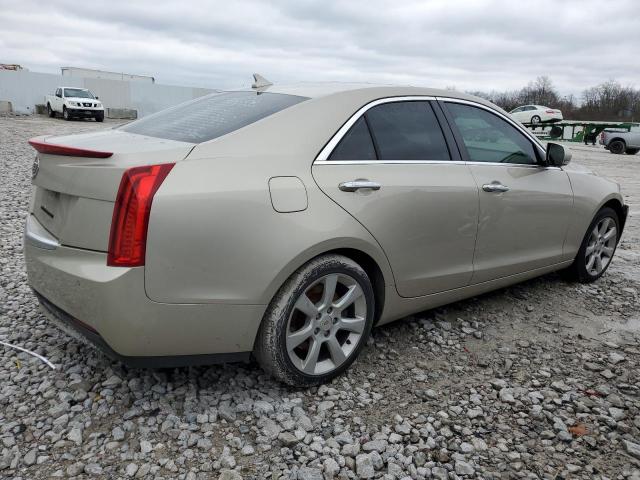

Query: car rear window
120;91;308;143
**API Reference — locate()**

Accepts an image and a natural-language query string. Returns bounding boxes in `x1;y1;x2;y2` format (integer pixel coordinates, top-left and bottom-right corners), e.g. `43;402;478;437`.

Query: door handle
339;179;382;192
482;182;509;193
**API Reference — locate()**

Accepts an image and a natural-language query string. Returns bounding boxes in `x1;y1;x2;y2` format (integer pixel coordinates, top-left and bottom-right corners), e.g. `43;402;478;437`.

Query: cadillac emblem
32;156;39;181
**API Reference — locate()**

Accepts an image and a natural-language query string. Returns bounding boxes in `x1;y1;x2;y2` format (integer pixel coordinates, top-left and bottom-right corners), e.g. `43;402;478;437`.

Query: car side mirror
56;93;61;98
546;143;572;166
95;96;99;100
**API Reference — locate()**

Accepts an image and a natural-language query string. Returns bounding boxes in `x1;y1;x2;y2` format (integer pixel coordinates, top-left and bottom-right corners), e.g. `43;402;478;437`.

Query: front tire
95;112;104;122
625;148;639;155
63;107;71;121
565;207;619;283
609;140;626;155
531;115;541;124
254;254;375;387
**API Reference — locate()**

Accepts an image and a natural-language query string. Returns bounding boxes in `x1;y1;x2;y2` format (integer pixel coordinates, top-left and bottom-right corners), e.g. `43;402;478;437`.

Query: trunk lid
30;129;194;252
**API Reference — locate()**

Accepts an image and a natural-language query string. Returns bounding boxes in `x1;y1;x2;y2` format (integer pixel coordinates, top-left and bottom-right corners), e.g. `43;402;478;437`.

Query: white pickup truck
599;129;640;155
45;87;104;122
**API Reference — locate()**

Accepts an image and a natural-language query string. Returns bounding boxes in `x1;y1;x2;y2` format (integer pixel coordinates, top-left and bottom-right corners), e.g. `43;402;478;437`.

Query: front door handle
339;179;382;192
482;182;509;193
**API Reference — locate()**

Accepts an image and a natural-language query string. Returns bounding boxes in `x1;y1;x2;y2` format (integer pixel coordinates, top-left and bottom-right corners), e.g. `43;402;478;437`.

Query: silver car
25;82;627;386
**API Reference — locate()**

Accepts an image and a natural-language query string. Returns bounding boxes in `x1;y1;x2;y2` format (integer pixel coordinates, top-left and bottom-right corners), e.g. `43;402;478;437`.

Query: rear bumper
24;216;265;363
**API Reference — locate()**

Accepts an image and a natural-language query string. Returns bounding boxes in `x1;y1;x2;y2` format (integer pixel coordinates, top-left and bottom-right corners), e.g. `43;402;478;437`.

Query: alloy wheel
585;216;617;276
286;273;367;375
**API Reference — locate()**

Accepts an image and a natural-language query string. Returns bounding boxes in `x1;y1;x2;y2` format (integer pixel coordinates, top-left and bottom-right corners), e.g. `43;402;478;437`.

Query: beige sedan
24;82;627;386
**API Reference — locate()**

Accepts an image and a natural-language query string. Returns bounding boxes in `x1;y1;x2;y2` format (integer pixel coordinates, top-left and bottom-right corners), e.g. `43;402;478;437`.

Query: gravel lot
1;115;639;480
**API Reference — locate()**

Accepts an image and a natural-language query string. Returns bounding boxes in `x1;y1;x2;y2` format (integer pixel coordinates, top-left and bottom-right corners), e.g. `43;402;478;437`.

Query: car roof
61;86;89;90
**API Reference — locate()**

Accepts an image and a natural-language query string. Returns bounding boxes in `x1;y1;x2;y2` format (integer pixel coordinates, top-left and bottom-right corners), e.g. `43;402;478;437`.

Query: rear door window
365;101;451;160
121;91;308;143
329;117;377;161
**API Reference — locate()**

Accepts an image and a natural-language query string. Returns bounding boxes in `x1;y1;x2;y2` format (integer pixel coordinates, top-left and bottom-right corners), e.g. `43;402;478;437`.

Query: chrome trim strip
315;159;466;166
314;159;560;170
24;215;59;250
315;96;437;162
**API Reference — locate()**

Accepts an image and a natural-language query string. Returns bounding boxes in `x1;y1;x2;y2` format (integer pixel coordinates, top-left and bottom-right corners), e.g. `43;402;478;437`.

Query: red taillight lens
107;163;174;267
545;110;555;114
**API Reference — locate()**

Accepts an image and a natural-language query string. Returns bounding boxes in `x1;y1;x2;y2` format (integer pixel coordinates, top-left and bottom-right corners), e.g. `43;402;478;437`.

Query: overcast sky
1;0;638;96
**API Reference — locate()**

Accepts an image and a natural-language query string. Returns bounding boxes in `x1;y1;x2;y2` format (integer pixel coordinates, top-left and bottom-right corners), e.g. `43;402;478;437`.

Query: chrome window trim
314;159;560;170
314;95;548;166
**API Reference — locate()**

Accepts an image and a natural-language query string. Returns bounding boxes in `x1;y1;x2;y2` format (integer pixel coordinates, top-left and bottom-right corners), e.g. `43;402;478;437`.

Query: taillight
545;110;555;114
107;163;174;267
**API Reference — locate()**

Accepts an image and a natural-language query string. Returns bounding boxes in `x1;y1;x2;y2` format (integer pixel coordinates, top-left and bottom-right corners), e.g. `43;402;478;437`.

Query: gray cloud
1;0;638;96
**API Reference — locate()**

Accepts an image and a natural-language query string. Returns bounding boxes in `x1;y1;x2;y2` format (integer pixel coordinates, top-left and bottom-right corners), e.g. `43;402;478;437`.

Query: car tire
63;107;71;121
46;104;55;118
625;148;639;155
531;115;541;124
95;113;104;122
254;254;375;387
564;207;619;283
609;140;626;155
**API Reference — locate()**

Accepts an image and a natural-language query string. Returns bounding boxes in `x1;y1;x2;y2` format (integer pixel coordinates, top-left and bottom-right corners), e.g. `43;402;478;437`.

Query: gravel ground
1;115;639;480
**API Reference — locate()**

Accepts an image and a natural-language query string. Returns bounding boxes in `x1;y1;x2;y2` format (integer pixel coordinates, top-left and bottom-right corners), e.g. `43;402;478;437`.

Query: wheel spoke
604;226;617;242
337;316;366;334
319;274;338;310
594;254;603;273
286;323;313;351
302;338;321;374
602;246;614;257
295;294;319;318
586;254;596;272
591;226;599;241
599;218;610;235
326;337;347;366
333;284;363;311
585;244;596;256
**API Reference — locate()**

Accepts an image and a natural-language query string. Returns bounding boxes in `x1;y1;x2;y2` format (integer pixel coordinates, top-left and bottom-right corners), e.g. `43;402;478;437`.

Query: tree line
467;77;640;122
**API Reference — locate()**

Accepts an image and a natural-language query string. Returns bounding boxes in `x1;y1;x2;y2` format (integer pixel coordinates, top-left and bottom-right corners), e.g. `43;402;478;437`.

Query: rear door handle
482;182;509;193
339;179;382;192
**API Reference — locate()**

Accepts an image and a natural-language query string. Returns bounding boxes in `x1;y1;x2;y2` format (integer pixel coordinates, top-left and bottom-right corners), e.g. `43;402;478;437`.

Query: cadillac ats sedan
24;82;627;386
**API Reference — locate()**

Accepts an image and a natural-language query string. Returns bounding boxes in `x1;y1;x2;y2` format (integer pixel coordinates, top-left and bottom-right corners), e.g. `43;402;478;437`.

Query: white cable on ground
0;340;56;370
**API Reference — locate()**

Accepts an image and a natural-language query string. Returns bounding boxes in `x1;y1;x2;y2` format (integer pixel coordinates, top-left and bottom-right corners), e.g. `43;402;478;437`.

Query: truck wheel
46;104;55;118
530;115;541;124
63;107;71;121
609;140;625;155
95;112;104;122
625;148;639;155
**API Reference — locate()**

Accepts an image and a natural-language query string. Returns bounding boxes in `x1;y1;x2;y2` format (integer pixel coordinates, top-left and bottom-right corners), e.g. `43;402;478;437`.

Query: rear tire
46;104;55;118
625;148;639;155
531;115;541;124
63;107;71;121
564;207;619;283
609;140;626;155
254;254;375;387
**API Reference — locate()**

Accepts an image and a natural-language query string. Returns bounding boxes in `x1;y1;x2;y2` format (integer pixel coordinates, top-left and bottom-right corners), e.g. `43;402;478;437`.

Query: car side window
365;101;451;160
511;107;523;113
329;116;377;161
445;102;538;165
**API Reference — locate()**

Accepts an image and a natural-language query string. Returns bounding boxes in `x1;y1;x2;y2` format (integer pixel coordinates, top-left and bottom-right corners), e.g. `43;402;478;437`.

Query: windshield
120;91;308;143
64;88;95;99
